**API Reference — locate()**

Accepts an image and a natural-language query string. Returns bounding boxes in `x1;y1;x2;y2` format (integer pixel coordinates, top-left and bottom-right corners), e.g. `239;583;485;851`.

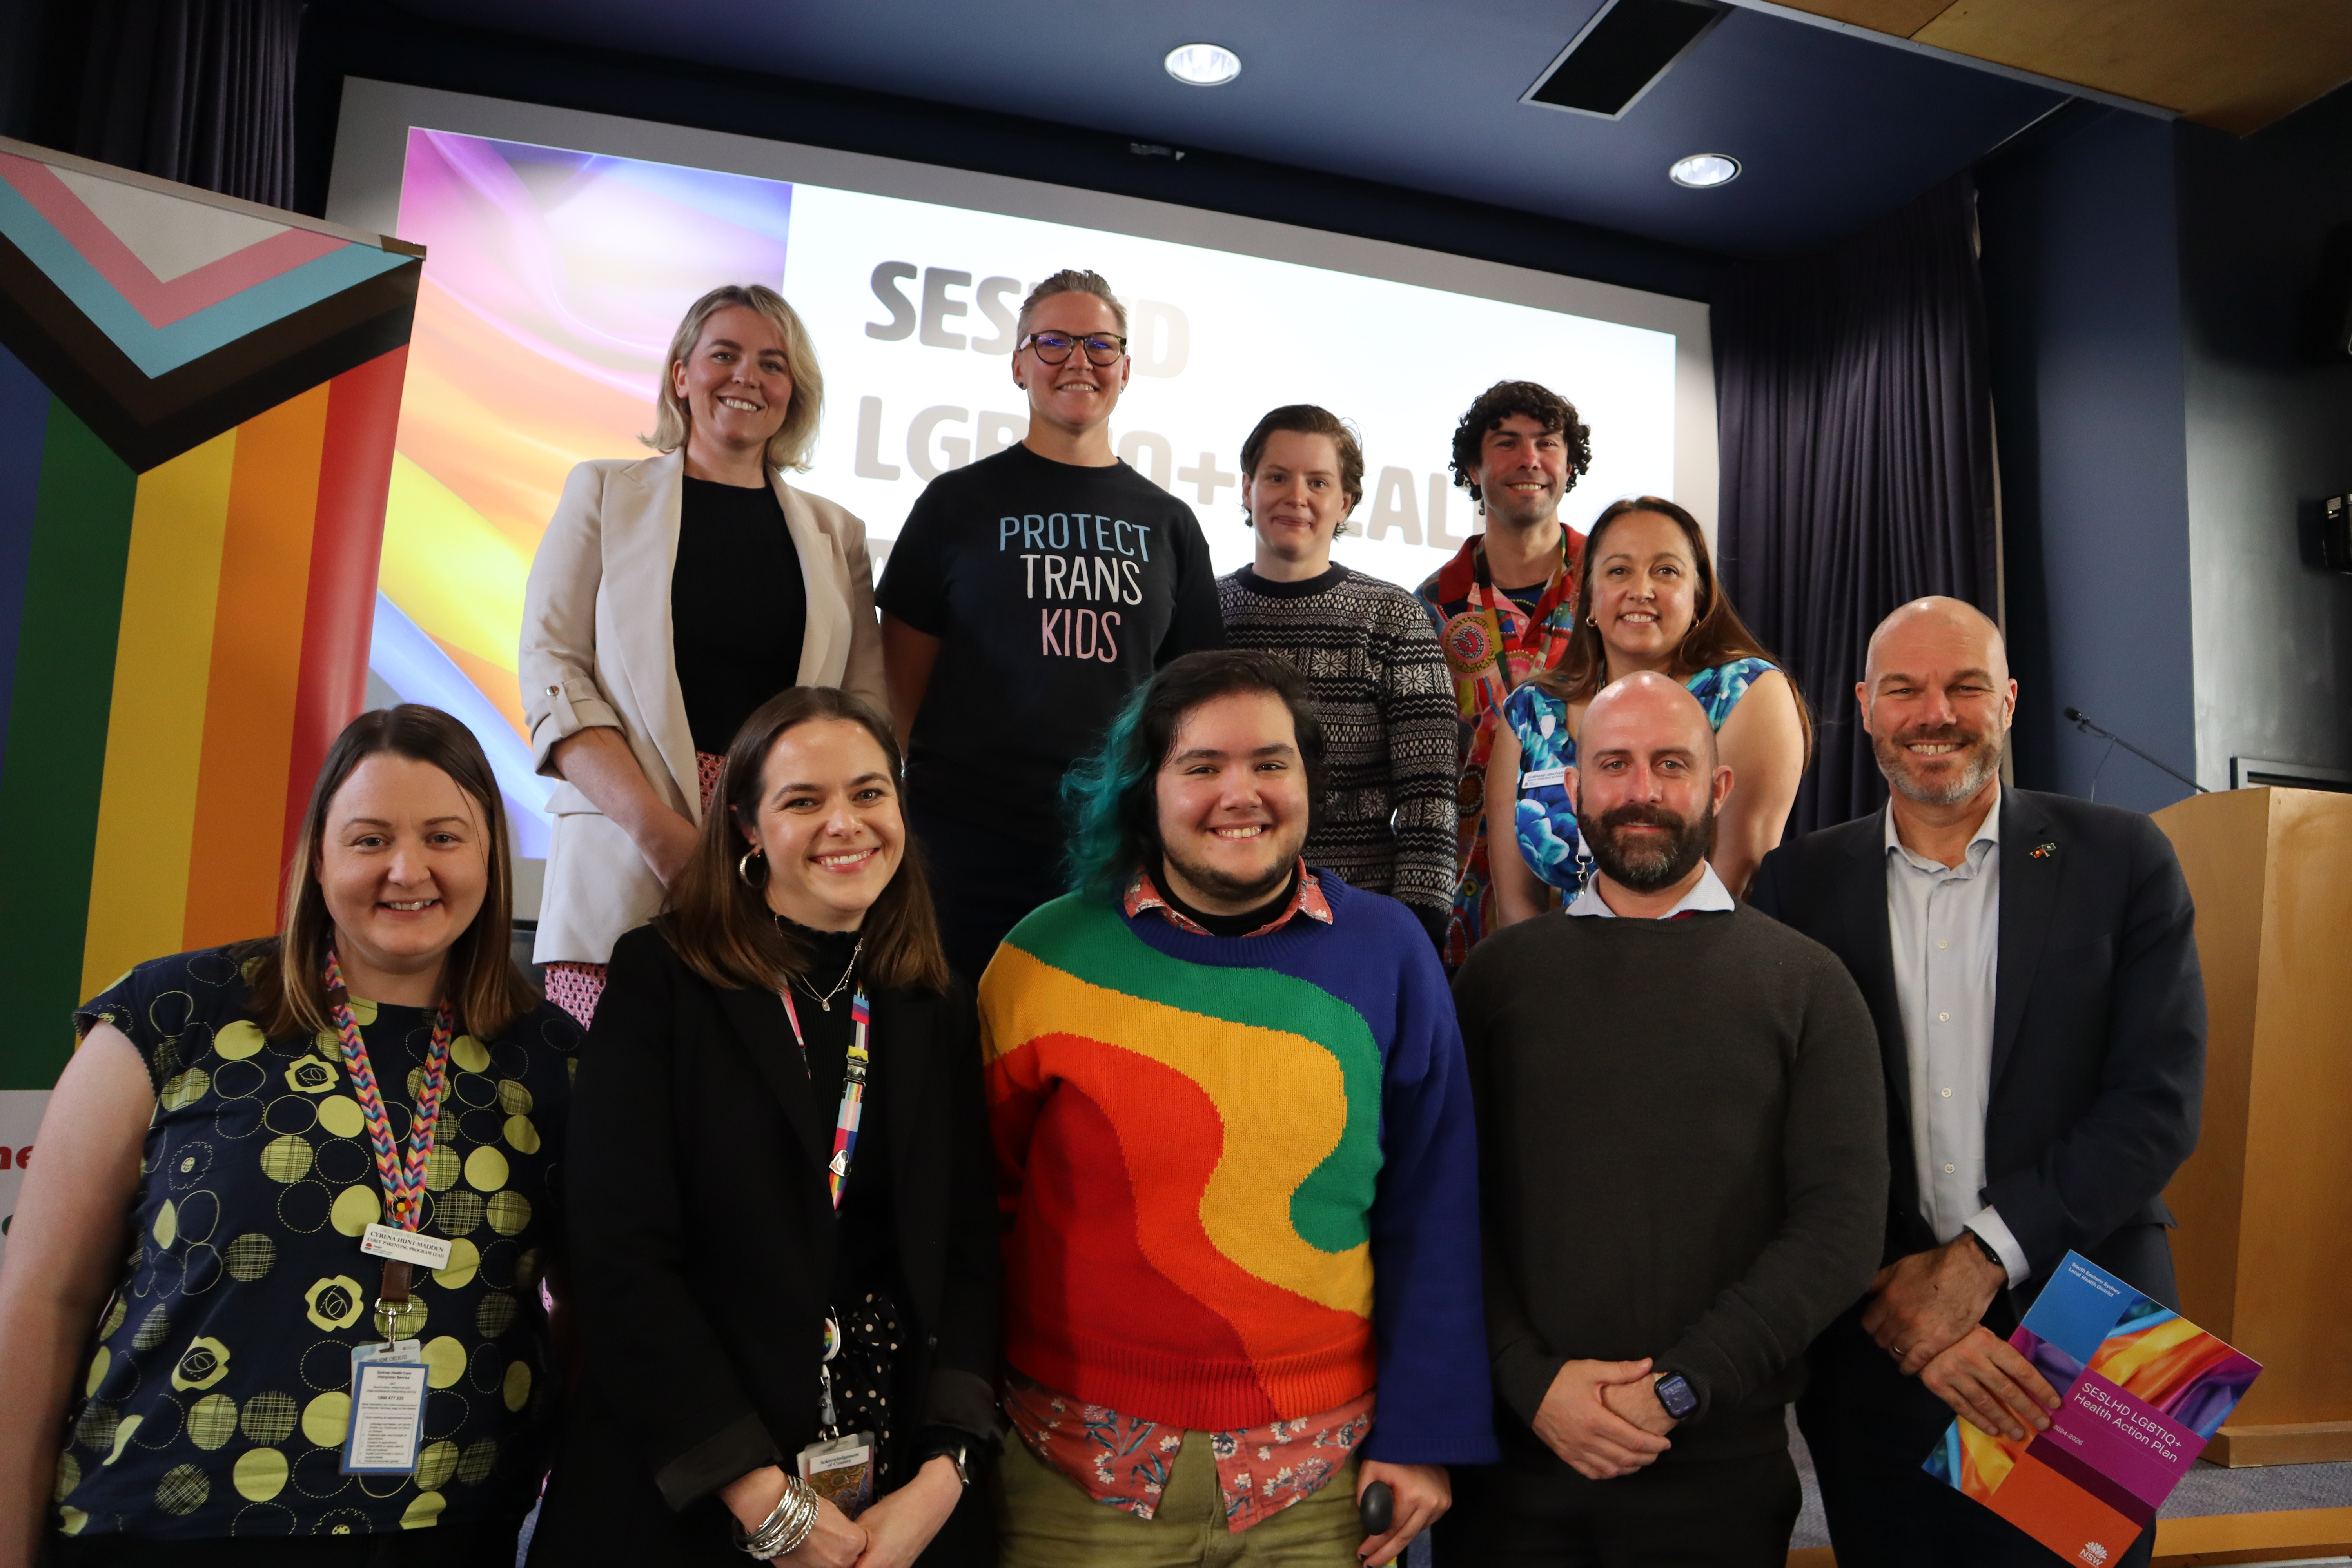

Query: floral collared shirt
1121;862;1334;937
1004;1374;1373;1532
1413;533;1584;964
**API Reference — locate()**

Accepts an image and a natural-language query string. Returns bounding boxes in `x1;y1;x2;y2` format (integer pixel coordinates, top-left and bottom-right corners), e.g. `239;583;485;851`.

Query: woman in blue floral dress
1485;498;1811;926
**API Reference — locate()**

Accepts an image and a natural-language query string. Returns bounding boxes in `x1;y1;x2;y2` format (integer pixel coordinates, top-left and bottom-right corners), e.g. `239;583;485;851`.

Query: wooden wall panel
1766;0;2352;134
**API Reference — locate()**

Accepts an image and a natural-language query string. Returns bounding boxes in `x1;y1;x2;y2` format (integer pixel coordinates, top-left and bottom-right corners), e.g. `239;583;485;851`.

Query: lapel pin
2029;842;2056;859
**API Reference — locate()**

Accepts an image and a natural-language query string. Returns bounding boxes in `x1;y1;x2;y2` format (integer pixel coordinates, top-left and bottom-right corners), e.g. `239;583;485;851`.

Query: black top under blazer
531;922;999;1564
1748;788;2206;1314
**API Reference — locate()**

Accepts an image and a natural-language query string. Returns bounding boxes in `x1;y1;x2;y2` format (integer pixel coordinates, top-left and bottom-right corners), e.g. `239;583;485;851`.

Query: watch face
1657;1376;1697;1417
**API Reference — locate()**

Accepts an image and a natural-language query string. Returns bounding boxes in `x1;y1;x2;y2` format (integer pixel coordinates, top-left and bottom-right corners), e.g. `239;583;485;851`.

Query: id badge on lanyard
322;947;456;1475
798;1432;876;1519
782;984;878;1514
345;1341;430;1474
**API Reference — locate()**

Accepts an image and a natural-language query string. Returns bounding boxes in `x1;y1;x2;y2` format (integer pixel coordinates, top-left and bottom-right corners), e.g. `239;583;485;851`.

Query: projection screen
327;80;1715;884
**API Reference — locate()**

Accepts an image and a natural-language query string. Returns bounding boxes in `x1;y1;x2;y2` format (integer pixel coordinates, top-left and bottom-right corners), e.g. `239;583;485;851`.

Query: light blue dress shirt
1564;861;1736;918
1884;789;2028;1285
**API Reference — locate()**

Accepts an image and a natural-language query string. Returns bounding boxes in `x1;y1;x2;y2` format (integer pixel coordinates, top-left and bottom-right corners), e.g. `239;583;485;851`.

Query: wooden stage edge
2209;1421;2352;1466
1783;1506;2352;1567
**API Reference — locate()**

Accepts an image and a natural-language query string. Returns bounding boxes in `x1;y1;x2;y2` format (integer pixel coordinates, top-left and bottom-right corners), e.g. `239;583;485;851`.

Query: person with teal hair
984;650;1494;1568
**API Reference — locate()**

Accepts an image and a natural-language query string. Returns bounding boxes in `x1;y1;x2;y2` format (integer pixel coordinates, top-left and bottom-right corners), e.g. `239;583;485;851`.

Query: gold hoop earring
738;849;766;887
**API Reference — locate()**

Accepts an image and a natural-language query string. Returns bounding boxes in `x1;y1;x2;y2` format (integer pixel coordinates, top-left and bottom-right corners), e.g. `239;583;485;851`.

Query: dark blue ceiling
387;0;2071;257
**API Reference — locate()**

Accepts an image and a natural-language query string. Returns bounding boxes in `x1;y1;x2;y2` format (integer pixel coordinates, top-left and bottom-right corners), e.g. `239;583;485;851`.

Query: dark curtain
71;0;302;209
1714;175;1999;837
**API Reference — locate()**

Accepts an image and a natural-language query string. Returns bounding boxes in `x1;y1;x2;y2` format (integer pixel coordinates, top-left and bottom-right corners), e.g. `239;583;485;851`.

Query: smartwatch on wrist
1967;1227;2005;1271
1653;1372;1699;1420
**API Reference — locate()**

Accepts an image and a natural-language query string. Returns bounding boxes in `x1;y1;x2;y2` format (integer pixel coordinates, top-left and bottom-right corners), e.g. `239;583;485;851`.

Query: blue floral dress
1501;657;1779;895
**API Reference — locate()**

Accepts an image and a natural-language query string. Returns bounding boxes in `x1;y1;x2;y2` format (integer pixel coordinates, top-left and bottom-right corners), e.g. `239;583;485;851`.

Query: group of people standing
0;267;2205;1568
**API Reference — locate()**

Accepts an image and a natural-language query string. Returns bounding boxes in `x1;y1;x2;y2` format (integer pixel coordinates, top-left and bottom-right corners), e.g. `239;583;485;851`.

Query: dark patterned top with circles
54;946;580;1543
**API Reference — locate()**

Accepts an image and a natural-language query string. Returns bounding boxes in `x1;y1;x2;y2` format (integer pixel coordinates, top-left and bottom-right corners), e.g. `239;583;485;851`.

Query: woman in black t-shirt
530;688;997;1567
0;705;578;1567
876;269;1222;982
521;283;889;1028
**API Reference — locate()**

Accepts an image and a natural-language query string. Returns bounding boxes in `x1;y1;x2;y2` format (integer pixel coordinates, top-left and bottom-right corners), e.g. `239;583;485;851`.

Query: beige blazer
519;448;888;964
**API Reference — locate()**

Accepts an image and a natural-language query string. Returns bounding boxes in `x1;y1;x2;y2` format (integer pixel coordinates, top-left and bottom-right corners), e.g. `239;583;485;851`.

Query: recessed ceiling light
1165;43;1242;87
1670;153;1740;189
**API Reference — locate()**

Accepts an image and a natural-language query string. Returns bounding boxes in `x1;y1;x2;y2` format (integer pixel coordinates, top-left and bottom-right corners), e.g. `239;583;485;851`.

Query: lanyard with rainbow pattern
322;946;452;1232
780;986;871;1211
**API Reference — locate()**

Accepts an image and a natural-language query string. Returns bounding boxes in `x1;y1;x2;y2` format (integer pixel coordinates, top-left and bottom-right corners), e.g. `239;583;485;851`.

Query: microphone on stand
2063;708;2207;794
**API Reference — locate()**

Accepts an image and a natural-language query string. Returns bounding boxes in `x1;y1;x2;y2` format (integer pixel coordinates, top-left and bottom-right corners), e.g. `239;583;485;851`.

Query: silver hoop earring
738;849;766;887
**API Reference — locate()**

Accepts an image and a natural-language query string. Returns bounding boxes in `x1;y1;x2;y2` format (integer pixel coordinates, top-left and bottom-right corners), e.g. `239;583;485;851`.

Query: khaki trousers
996;1426;1362;1568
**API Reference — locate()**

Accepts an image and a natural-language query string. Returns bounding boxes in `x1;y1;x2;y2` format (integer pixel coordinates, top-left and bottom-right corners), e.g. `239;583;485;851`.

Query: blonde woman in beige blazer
522;283;887;1025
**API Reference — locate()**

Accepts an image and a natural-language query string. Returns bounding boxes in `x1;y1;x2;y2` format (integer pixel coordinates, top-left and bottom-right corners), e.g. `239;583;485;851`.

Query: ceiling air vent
1524;0;1730;119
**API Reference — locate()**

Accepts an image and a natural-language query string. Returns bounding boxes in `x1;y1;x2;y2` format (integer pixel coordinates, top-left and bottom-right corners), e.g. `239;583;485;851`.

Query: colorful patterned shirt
1413;532;1583;962
1004;1373;1373;1531
1502;657;1779;896
1121;861;1333;937
981;869;1495;1529
55;946;578;1543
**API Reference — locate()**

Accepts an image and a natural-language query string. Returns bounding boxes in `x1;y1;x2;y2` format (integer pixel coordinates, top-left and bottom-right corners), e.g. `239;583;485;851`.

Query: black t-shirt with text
877;444;1223;844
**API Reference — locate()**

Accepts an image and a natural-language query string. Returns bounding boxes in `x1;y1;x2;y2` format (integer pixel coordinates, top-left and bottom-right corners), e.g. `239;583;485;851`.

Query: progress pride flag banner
1924;1252;2262;1566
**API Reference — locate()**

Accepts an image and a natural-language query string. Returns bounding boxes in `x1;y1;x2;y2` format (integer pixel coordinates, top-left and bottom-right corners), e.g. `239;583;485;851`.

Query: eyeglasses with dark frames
1018;330;1129;367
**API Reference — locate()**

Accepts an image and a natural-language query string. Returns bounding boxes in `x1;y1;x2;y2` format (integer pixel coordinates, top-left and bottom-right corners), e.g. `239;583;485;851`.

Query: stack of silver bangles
738;1477;821;1560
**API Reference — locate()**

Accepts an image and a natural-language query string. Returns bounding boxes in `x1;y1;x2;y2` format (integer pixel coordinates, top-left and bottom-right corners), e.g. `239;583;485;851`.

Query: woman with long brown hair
532;688;996;1568
1485;497;1809;922
0;705;579;1567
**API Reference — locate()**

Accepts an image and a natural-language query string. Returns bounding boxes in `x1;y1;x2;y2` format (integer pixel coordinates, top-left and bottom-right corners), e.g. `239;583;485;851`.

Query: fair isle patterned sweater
1216;565;1459;919
979;880;1497;1465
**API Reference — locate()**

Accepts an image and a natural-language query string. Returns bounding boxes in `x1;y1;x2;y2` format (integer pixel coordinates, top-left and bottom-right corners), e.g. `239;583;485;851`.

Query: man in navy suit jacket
1748;597;2205;1568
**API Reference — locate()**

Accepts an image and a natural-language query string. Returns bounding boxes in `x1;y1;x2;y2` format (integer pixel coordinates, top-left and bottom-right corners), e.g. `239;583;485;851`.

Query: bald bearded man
1444;674;1886;1566
1749;599;2205;1568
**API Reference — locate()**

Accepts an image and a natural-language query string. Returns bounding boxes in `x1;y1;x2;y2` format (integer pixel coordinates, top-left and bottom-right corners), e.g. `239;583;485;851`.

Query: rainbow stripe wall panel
0;139;419;1114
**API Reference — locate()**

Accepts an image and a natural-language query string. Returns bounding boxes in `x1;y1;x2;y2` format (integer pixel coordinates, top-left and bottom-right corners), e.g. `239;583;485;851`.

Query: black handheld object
1359;1479;1394;1536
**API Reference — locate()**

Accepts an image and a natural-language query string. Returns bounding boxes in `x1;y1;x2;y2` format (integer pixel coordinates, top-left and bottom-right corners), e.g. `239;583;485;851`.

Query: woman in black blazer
532;688;998;1567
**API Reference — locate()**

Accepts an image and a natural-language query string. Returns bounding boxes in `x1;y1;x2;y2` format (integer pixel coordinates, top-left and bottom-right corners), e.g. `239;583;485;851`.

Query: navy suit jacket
1748;788;2205;1313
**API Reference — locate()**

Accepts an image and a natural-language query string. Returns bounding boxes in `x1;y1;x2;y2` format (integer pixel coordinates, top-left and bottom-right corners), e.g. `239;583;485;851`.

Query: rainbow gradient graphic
0;140;417;1094
1924;1252;2260;1564
385;130;797;852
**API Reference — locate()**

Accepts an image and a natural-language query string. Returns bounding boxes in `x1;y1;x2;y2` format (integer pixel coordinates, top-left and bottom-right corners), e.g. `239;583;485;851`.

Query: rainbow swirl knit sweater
980;877;1498;1465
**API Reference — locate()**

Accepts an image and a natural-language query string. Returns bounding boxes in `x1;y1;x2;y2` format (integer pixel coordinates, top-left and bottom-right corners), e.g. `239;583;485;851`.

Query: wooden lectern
2155;787;2352;1466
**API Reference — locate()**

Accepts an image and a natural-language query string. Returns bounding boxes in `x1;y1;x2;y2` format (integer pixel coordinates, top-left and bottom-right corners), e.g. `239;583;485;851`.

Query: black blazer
1748;788;2205;1312
532;922;999;1564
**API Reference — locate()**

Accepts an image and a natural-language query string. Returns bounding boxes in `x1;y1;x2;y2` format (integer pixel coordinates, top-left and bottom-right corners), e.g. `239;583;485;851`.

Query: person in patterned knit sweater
980;650;1494;1568
1215;406;1457;950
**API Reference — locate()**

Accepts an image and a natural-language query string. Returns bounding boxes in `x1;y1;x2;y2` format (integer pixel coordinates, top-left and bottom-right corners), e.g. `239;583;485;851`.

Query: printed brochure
1924;1250;2261;1566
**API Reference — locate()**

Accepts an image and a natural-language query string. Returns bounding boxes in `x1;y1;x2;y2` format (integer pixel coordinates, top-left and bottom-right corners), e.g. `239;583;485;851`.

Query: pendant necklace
791;936;865;1012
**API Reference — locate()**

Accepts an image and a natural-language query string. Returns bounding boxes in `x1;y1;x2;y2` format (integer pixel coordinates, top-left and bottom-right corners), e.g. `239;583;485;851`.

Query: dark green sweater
1455;904;1888;1455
